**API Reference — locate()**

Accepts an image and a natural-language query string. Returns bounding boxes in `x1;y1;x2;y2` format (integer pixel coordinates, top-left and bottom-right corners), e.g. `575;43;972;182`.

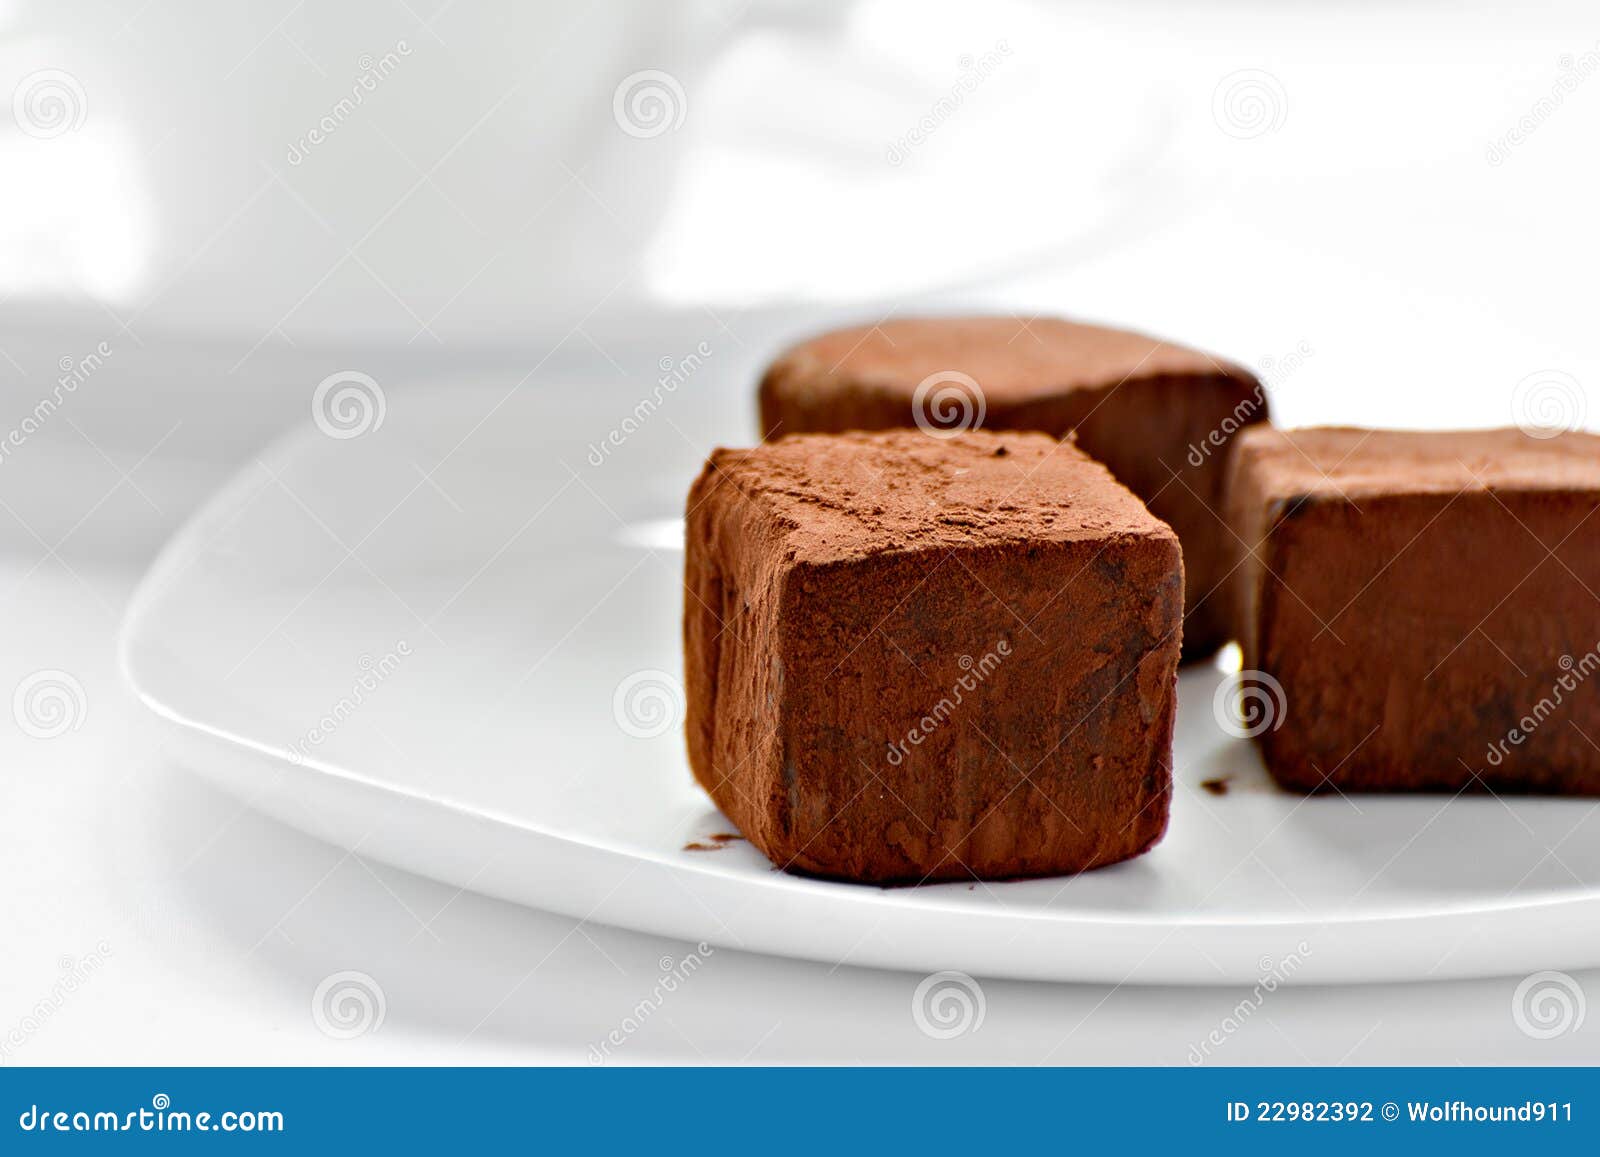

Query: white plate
120;378;1600;986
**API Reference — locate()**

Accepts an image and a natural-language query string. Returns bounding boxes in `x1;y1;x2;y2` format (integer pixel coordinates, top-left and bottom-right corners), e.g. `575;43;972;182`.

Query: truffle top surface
700;428;1174;565
765;315;1252;403
1233;426;1600;501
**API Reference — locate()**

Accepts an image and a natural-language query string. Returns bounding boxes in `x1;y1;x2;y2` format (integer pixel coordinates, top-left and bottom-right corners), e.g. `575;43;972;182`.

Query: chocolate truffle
683;428;1183;884
1225;426;1600;794
757;316;1266;659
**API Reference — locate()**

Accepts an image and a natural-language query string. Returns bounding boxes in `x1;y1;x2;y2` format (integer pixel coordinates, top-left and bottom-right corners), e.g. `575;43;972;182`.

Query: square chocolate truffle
1225;426;1600;794
757;316;1266;659
683;428;1184;884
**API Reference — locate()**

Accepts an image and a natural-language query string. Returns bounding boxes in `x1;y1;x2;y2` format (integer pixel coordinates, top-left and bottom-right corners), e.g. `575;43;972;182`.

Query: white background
3;0;1600;1063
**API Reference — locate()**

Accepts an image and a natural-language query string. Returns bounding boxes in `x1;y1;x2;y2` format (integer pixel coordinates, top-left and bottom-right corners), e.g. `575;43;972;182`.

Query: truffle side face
683;429;1184;883
683;454;792;841
1228;426;1600;794
756;316;1265;660
774;537;1181;883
